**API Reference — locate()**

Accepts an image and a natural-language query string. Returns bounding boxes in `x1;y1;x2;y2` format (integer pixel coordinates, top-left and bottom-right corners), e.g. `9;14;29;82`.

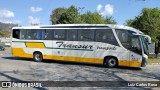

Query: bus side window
116;29;131;49
35;30;41;40
13;29;20;39
41;30;46;40
80;36;83;40
34;29;47;40
96;29;118;46
45;30;53;40
102;35;106;40
53;29;65;40
27;29;35;40
78;29;94;41
20;29;27;39
67;30;77;41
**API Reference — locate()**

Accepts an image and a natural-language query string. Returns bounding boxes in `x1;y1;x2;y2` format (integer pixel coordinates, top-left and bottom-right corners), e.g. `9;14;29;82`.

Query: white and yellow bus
11;24;151;68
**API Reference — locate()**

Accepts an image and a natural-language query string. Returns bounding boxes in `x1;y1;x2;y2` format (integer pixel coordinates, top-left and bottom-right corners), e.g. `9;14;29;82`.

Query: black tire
104;57;118;68
33;52;43;62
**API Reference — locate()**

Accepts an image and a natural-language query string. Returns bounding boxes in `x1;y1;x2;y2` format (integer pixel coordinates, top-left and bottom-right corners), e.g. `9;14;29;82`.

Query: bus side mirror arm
143;35;151;44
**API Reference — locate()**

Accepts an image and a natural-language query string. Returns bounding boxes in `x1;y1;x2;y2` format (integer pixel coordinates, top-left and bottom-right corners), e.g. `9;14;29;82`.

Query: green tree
53;5;83;24
0;31;4;37
126;8;160;57
125;19;134;26
50;5;117;24
50;7;67;24
81;12;105;24
104;16;117;24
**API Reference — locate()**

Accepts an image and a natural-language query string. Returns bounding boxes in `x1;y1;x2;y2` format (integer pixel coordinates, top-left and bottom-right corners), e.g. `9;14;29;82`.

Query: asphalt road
0;49;160;90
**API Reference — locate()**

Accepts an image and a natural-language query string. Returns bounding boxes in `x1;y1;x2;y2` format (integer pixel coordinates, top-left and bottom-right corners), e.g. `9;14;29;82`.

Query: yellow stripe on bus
11;48;142;67
43;55;103;64
12;48;32;58
129;61;141;67
25;42;45;48
118;60;141;67
11;48;103;64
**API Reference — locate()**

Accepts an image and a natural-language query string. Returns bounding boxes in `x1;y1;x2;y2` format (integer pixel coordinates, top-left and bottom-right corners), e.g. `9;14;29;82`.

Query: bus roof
106;24;143;34
12;24;143;34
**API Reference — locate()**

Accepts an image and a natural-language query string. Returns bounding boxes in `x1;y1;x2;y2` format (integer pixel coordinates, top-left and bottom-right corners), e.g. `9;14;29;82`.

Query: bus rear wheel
33;52;43;62
104;57;118;68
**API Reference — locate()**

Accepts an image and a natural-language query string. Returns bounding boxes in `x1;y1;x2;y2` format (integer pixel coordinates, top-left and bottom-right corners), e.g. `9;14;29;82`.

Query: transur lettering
56;42;93;50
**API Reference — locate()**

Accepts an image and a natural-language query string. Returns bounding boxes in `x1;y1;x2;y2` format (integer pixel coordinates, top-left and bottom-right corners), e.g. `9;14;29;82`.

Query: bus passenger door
129;36;142;67
129;52;142;67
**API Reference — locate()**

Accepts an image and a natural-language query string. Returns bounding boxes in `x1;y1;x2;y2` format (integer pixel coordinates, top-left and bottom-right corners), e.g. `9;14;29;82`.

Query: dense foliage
50;5;117;24
126;8;160;55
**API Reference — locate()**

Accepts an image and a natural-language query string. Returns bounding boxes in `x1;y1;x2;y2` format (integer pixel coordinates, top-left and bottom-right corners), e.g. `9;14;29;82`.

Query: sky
0;0;160;26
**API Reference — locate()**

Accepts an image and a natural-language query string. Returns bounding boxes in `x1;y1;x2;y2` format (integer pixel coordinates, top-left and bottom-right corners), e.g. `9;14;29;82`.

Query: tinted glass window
67;30;77;41
13;29;20;39
116;29;131;49
96;29;118;46
116;30;129;43
26;29;46;40
78;29;94;41
45;29;52;40
20;29;27;39
53;29;65;40
27;29;36;40
41;30;46;40
131;36;142;55
141;36;148;55
116;29;142;55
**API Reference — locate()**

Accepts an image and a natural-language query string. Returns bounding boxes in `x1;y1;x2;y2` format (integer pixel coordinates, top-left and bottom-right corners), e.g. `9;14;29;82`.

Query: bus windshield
130;35;142;55
115;29;142;55
141;36;149;55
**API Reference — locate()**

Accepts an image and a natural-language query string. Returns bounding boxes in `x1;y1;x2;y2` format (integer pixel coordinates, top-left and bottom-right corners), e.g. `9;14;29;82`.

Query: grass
148;55;160;65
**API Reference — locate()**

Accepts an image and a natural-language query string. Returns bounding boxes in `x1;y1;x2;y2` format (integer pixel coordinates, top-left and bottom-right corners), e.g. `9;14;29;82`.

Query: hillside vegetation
0;22;18;37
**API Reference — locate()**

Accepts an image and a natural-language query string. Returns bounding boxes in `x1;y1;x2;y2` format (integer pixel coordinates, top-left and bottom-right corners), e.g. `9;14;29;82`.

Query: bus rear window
13;29;20;39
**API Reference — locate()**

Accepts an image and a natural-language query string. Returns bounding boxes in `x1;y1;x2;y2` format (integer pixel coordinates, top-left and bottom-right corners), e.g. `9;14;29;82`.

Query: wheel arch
33;51;43;58
33;51;43;55
32;49;44;55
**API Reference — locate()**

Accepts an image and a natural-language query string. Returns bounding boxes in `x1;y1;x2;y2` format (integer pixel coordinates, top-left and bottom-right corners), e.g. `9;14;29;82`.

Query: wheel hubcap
35;54;41;61
109;59;116;66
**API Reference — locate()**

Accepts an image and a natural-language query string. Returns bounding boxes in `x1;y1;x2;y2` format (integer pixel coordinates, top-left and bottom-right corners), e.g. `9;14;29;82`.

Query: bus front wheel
104;57;118;68
33;52;43;62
